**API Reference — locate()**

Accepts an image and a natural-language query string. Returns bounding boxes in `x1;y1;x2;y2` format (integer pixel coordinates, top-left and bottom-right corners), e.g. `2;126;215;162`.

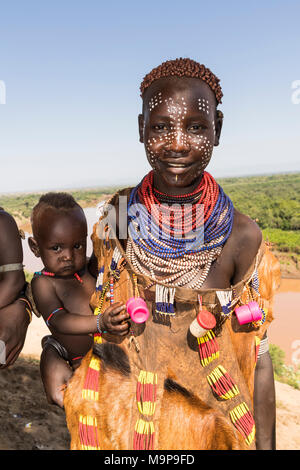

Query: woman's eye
189;124;205;132
153;124;168;131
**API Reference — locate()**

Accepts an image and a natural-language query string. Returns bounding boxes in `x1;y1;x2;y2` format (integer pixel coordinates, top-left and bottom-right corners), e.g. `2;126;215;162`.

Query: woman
63;58;280;450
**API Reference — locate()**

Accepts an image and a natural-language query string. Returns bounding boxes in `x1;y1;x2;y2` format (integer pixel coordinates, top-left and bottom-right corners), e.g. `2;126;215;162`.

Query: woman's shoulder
232;209;262;249
229;209;263;284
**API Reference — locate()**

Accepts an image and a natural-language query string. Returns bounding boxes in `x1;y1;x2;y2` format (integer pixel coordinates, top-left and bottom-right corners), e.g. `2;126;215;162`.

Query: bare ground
0;357;298;450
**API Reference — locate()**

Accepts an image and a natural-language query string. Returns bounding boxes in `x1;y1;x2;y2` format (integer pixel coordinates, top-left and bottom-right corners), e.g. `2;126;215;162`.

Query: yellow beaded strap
207;365;240;400
229;402;256;446
133;419;155;450
79;415;101;450
133;370;158;450
197;330;219;367
136;370;157;416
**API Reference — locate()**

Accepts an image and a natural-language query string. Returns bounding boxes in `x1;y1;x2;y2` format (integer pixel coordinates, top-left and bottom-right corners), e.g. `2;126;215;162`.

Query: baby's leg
40;336;73;408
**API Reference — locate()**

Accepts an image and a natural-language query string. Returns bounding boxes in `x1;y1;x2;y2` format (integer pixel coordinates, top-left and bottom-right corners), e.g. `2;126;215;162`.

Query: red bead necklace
34;270;83;283
137;171;219;237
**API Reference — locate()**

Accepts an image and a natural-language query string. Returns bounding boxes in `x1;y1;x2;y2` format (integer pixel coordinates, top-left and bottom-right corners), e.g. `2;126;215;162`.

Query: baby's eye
74;243;82;250
51;245;61;252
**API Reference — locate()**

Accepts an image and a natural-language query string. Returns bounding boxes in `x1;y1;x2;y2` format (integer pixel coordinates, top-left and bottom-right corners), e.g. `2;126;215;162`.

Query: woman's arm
0;210;29;368
0;211;25;308
253;346;276;449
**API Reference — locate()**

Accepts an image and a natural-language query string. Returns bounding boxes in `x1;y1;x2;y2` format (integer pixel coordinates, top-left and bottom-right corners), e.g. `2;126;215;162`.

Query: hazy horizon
0;169;299;197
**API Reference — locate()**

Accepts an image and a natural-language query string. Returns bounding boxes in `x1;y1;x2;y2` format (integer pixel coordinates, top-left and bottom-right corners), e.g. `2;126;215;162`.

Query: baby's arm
31;276;130;336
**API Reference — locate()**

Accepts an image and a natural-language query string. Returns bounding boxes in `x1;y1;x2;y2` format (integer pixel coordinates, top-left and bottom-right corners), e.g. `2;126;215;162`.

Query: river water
21;207;300;366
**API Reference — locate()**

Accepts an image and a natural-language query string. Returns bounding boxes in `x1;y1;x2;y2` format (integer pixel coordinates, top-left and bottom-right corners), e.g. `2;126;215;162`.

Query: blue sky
0;0;299;193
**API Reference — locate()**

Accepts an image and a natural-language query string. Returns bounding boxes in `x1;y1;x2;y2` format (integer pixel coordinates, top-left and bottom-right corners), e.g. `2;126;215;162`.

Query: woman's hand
0;299;30;368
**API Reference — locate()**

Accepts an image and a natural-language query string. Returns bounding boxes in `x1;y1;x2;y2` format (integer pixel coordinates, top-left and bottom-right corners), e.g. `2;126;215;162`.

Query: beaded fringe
79;415;101;450
197;330;219;367
95;266;104;292
155;284;176;316
229;402;256;446
81;355;101;401
207;365;240;400
216;290;232;317
133;420;155;451
133;370;158;450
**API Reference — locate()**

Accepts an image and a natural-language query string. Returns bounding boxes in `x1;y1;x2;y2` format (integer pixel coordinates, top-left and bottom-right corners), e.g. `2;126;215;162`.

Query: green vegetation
262;228;300;254
269;344;300;389
0;172;299;254
218;172;300;253
0;186;121;223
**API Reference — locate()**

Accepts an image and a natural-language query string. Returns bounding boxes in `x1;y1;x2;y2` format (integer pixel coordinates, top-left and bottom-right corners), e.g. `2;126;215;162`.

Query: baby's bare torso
46;268;95;364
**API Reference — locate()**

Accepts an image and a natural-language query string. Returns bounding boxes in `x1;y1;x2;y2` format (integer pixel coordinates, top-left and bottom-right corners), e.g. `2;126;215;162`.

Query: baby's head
138;58;224;190
29;192;87;277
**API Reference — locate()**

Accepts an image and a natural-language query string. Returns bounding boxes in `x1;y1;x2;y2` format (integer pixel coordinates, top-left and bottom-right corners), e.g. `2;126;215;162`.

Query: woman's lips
162;161;195;173
166;162;188;168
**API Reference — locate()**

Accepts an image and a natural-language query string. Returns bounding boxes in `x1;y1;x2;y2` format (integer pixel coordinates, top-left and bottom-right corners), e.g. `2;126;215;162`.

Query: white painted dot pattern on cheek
198;97;210;115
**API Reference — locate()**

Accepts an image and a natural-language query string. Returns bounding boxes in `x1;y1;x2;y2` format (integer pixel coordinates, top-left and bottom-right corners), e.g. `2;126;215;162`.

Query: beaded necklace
126;171;234;288
34;269;84;283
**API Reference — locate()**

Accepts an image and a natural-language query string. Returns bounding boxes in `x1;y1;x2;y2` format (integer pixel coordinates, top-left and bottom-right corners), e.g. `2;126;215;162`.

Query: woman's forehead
143;76;216;109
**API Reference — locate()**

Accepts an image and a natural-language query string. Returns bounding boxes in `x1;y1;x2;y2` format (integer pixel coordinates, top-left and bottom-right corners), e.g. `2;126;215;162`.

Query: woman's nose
166;130;191;153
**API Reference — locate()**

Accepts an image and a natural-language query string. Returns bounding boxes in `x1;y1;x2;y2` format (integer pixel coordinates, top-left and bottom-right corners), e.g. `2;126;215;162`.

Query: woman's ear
28;237;40;258
214;109;224;146
138;114;144;143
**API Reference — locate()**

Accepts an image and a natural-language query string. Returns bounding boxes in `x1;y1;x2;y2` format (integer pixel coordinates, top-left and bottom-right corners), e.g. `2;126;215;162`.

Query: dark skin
41;76;276;448
0;209;30;369
29;207;129;407
137;77;275;449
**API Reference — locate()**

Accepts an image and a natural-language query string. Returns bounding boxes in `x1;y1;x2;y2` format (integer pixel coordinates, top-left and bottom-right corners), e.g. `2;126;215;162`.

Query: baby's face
35;208;87;277
140;77;220;192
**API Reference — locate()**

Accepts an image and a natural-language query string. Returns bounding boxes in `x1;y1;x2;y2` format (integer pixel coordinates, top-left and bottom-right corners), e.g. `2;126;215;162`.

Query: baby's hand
101;302;130;336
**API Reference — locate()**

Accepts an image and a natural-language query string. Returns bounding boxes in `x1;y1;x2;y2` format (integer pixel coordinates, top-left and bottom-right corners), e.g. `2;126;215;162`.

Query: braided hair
140;58;223;104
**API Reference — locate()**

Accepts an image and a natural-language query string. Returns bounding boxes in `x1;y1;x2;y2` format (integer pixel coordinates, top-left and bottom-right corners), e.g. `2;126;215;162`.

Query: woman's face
139;77;222;195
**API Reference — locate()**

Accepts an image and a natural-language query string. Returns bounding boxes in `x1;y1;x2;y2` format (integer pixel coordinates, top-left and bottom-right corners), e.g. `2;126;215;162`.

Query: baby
29;192;129;407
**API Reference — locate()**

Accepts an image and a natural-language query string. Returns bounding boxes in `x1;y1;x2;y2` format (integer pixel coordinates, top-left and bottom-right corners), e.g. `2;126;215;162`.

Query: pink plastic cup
126;297;150;324
234;301;262;325
248;301;263;322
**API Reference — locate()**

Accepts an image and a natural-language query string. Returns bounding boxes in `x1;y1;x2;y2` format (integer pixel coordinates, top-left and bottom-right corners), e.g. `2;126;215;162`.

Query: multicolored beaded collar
126;171;234;288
